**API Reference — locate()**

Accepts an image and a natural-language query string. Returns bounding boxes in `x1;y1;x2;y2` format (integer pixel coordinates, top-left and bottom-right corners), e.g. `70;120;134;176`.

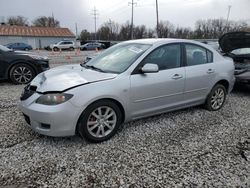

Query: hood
30;64;117;93
10;51;49;60
219;32;250;53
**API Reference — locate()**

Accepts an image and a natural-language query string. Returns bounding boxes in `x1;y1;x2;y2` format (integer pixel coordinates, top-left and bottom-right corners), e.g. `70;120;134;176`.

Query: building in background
0;25;75;49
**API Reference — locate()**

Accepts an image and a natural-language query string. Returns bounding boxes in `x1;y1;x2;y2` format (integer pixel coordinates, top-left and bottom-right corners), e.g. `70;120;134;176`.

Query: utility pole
128;0;137;39
108;19;112;41
75;23;78;39
52;12;55;27
91;6;99;40
226;5;232;32
156;0;159;38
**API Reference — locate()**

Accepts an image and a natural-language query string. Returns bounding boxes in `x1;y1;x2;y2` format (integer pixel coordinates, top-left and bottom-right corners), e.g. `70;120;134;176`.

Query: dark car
80;42;105;50
219;32;250;84
5;42;33;51
0;45;49;84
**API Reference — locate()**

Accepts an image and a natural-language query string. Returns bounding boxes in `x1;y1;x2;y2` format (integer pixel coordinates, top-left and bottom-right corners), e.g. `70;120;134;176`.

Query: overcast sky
0;0;250;35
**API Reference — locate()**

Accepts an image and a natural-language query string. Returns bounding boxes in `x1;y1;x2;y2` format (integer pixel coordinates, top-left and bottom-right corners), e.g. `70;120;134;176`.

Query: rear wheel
69;47;74;51
53;47;59;51
10;63;35;84
78;100;122;143
205;84;227;111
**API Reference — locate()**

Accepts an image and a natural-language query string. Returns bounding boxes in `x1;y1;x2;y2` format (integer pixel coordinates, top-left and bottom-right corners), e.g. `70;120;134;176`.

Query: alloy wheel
13;66;33;84
211;88;225;110
87;106;117;138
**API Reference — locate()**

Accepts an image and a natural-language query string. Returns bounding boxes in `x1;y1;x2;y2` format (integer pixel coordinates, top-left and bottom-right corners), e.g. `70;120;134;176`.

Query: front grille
20;85;36;101
23;113;30;125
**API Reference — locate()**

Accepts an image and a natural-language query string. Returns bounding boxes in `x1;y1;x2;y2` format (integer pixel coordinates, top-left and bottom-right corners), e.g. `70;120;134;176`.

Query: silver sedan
19;39;235;142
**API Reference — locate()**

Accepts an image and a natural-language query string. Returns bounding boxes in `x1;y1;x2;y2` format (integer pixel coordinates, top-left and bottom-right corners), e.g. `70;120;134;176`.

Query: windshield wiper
81;64;106;73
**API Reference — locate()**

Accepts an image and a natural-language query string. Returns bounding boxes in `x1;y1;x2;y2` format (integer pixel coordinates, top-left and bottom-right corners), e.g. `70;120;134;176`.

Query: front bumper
235;71;250;84
19;92;82;137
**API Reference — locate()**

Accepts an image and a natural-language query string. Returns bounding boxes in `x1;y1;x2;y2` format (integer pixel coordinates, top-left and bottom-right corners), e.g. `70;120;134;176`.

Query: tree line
81;18;249;40
2;15;60;27
1;16;249;40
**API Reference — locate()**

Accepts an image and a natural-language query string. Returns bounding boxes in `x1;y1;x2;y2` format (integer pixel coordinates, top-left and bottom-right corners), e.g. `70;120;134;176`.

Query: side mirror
141;63;159;73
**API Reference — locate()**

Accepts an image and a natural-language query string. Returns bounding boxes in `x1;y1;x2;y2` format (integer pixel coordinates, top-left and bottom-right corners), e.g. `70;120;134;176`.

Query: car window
207;50;213;63
185;44;212;66
142;44;181;70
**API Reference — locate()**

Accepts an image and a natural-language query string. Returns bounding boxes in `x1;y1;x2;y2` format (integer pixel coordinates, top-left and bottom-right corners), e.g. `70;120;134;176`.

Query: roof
0;25;75;38
124;38;199;45
122;38;217;52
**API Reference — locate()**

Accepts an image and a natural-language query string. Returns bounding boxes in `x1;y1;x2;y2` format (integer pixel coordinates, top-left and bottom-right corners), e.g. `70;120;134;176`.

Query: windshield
0;45;12;52
84;43;151;73
231;48;250;55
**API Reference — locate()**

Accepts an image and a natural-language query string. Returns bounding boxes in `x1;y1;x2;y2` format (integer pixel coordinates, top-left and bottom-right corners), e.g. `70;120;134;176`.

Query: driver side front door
129;43;186;119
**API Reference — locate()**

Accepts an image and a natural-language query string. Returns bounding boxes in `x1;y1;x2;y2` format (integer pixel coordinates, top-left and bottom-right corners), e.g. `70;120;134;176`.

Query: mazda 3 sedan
19;39;235;142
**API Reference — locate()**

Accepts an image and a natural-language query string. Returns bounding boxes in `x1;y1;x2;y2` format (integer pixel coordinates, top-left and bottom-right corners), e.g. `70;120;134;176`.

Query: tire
77;100;122;143
69;47;74;51
9;63;35;84
53;47;59;51
205;84;227;111
24;48;29;51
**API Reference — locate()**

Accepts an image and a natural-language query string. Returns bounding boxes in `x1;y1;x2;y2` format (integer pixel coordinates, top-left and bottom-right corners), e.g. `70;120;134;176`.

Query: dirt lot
0;52;250;187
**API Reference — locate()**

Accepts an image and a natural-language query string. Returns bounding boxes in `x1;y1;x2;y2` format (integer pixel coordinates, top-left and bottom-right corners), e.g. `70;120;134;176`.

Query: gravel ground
0;56;250;187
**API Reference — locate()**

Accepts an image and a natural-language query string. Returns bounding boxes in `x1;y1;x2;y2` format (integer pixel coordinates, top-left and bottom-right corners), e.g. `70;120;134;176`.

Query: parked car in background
20;39;235;143
5;42;32;51
0;45;49;84
50;41;75;51
80;42;105;51
219;32;250;84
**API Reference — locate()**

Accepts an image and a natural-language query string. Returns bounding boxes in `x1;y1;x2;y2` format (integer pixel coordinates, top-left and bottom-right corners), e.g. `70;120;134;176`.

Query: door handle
172;74;183;80
207;69;215;74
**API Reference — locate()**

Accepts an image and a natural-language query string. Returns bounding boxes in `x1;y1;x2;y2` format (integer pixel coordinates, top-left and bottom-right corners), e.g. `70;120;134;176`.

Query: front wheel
205;84;227;111
10;63;35;84
78;100;122;143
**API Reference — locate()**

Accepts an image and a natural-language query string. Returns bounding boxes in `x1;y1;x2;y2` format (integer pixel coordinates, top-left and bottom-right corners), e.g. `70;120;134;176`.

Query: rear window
185;44;213;66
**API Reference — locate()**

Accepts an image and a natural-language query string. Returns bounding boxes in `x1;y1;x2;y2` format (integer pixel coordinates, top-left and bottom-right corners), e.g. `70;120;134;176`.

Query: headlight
36;93;73;105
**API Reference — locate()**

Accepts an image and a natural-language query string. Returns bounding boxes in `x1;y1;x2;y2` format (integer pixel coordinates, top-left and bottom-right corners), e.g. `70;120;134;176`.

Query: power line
128;0;137;39
91;6;99;40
